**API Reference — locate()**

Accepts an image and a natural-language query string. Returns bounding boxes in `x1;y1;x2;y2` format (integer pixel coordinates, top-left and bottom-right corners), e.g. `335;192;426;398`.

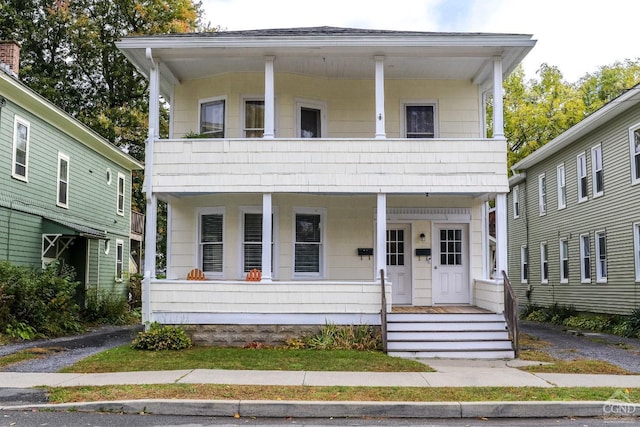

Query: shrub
520;303;543;319
82;292;134;325
563;315;615;332
288;324;382;351
131;323;192;351
625;307;640;337
128;274;142;310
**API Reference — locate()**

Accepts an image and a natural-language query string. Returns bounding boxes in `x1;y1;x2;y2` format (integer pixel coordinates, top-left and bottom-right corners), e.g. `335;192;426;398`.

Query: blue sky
200;0;639;83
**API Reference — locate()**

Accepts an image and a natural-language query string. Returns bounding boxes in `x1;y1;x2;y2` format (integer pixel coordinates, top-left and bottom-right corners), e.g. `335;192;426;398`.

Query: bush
128;274;142;310
625;307;640;337
563;315;615;332
288;324;382;351
82;292;134;325
131;323;192;351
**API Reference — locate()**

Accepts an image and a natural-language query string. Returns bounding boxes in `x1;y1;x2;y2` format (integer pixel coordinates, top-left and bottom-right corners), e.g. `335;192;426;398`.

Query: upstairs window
244;99;264;138
577;153;588;202
512;185;520;219
405;104;436;138
580;233;591;283
57;153;69;208
630;124;640;184
12;116;30;181
591;145;603;197
540;242;548;284
199;98;225;138
538;173;547;215
595;230;607;282
557;164;566;209
117;173;125;216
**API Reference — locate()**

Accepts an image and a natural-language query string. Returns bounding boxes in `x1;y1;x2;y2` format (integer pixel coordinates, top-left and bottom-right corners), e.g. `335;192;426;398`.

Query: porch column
495;193;507;283
374;56;386;139
261;193;273;282
375;193;387;280
492;56;504;139
263;56;275;139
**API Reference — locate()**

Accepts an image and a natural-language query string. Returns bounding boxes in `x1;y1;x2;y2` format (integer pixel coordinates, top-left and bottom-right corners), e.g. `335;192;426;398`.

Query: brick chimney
0;41;20;76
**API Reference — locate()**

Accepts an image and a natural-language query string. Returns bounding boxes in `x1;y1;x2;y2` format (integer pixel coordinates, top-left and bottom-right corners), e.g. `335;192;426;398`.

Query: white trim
512;185;520;219
577;153;588;203
56;152;70;209
559;238;569;284
292;207;326;279
386;207;471;221
196;207;226;279
556;163;566;210
197;95;227;137
538;173;546;216
400;99;439;138
238;205;279;279
116;172;126;216
520;245;528;284
115;239;124;282
11;115;30;182
540;241;548;284
295;98;327;138
579;233;591;284
591;144;604;198
634;222;640;282
630;123;640;185
153;312;382;326
595;230;607;283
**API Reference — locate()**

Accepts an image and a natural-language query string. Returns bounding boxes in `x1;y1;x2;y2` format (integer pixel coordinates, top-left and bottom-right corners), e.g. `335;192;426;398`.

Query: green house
508;84;640;315
0;41;143;302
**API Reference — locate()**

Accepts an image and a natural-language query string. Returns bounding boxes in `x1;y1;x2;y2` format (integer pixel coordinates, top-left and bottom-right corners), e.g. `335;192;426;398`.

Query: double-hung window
580;233;591;283
577;153;588;202
595;230;607;283
559;238;569;283
57;153;69;208
115;239;124;281
540;242;548;284
630;124;640;185
294;209;325;277
12;116;30;181
199;98;225;137
520;245;528;283
117;173;125;216
512;185;520;219
591;145;603;197
404;103;436;138
199;209;224;276
243;99;264;137
241;210;276;274
634;223;640;282
538;173;547;215
557;164;566;209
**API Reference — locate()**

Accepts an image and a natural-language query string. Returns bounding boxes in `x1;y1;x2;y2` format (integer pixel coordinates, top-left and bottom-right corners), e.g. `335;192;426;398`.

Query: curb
2;400;638;419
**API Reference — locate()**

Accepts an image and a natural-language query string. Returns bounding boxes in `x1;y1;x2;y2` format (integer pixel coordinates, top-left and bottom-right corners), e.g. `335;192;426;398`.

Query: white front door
387;225;412;305
432;223;469;305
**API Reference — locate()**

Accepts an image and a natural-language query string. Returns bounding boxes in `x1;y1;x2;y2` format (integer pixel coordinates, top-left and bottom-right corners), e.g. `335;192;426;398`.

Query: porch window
577;153;588;202
631;124;640;184
591;145;603;197
386;229;405;266
580;233;591;283
440;229;462;265
294;211;323;276
540;242;548;284
116;239;124;281
595;230;607;282
242;212;275;273
57;153;69;208
199;98;225;137
405;104;435;138
200;212;224;274
244;99;264;137
12;116;30;181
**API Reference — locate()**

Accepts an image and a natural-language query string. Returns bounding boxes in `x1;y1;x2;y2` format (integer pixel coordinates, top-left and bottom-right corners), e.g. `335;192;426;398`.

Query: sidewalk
1;359;639;419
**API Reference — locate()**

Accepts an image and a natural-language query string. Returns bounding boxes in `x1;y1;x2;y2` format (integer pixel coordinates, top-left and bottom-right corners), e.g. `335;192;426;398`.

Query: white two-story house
117;27;535;358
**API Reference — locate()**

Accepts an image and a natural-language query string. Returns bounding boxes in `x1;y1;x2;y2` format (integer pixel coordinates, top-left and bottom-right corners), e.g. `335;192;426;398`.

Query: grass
46;384;640;404
0;347;65;369
60;345;432;373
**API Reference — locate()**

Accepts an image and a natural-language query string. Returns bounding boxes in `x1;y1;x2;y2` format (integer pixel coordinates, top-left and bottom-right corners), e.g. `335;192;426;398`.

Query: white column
374;56;386;139
375;193;387;280
264;56;275;139
495;193;507;283
492;56;504;139
481;201;488;279
261;193;273;282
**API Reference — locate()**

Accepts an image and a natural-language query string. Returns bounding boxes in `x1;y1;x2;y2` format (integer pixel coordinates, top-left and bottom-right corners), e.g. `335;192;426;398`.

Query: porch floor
391;305;493;314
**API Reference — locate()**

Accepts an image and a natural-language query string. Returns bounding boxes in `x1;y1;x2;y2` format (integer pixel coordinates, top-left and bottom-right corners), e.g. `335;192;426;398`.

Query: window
117;173;125;216
115;240;124;281
540;242;548;284
538;173;547;215
630;124;640;184
243;99;264;137
580;233;591;283
557;164;566;209
199;98;225;137
296;99;326;138
634;223;640;282
404;104;436;138
12;116;30;181
512;185;520;219
595;230;607;282
294;209;324;276
560;238;569;283
591;145;603;197
241;210;275;273
520;245;528;283
57;153;69;208
199;210;224;275
577;153;588;202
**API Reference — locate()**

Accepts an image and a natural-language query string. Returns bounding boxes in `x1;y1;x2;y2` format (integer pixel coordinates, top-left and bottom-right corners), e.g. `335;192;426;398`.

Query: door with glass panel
387;225;412;305
432;223;469;304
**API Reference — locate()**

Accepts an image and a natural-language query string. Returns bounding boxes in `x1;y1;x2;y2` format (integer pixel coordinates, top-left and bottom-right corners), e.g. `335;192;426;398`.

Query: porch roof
42;217;108;240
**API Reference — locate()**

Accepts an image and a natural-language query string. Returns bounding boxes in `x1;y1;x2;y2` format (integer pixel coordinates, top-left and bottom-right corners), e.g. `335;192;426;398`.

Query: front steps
386;312;515;359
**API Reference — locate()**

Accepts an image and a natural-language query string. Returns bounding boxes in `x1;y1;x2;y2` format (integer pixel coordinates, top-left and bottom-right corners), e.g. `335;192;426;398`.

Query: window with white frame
241;210;276;273
560;238;569;283
12;116;30;181
57;153;69;208
630;124;640;184
512;185;520;219
243;99;264;137
117;173;125;216
634;222;640;282
199;209;224;275
591;145;603;197
115;239;124;281
404;103;437;138
540;242;548;284
595;230;607;282
199;98;225;137
294;209;324;276
538;173;547;215
557;164;566;209
520;245;528;283
580;233;591;283
577;153;588;202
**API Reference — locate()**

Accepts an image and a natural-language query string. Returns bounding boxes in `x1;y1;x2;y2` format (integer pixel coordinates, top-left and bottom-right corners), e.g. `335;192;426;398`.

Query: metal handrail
502;270;519;357
380;269;388;353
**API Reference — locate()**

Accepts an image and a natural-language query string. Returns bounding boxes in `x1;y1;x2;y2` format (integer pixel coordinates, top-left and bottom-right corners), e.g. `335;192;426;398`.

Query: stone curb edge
1;400;639;418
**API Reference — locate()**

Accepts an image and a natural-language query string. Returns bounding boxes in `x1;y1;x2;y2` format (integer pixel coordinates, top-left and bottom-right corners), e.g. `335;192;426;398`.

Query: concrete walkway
1;359;639;419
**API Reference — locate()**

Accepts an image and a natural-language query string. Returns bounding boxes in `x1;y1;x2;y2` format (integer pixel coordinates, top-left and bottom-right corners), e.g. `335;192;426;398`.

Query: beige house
117;27;535;358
